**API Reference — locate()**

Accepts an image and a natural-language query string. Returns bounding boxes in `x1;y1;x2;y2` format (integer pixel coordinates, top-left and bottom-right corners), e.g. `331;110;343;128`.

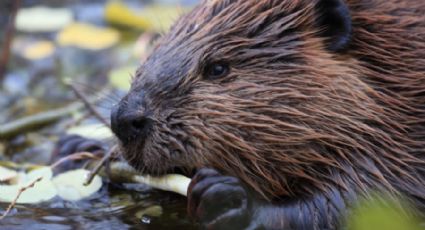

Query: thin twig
0;176;42;221
0;0;21;85
84;145;118;186
66;82;111;128
50;151;99;169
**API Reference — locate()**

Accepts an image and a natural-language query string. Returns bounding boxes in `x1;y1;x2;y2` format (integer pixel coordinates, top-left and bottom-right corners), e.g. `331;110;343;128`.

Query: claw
187;168;251;230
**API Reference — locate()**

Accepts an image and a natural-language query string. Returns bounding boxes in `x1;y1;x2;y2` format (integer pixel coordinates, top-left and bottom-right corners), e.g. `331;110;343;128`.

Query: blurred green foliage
348;195;423;230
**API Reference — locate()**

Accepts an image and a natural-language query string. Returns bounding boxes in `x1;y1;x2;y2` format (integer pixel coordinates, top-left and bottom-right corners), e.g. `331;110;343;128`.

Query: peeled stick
109;162;191;196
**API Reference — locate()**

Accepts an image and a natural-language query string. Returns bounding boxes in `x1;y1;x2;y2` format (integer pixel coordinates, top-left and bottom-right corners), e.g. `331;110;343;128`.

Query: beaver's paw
54;135;105;158
188;168;252;230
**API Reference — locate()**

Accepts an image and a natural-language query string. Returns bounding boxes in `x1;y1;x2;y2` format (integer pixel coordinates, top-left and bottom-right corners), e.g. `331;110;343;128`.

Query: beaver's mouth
111;101;197;177
120;142;196;178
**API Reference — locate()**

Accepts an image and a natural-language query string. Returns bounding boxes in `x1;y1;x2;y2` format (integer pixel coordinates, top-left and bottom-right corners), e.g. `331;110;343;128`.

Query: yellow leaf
105;2;190;32
105;2;151;30
22;41;55;60
57;23;120;50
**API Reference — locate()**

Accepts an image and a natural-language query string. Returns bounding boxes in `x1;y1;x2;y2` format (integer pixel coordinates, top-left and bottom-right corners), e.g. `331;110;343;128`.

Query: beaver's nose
111;95;152;143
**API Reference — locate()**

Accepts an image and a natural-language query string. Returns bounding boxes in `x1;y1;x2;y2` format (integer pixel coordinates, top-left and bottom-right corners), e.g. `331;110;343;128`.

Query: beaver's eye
204;62;230;80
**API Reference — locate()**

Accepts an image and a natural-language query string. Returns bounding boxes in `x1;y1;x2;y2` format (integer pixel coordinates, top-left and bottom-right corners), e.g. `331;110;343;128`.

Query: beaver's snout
111;93;153;145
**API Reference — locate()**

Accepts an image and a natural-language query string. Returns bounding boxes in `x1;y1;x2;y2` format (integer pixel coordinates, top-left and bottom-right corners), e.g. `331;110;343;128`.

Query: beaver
61;0;425;229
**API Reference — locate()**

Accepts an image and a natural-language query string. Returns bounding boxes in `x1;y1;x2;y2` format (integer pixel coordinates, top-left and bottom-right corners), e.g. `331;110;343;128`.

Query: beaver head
111;0;425;200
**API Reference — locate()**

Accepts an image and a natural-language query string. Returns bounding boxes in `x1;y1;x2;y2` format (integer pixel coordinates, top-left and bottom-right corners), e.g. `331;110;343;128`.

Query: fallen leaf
0;166;18;184
67;123;113;140
22;41;55;60
16;7;73;32
0;167;57;204
105;2;150;30
57;23;120;50
105;2;190;32
52;169;102;201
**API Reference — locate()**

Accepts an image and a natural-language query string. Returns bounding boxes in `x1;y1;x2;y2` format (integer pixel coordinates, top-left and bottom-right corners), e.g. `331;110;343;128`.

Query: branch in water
0;88;109;139
0;101;85;139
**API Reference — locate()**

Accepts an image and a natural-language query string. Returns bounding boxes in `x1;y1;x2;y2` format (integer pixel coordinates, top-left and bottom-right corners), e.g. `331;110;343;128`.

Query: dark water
0;184;198;230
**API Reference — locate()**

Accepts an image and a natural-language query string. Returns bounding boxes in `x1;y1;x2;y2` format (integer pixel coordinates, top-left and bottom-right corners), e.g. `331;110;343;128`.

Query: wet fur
121;0;425;221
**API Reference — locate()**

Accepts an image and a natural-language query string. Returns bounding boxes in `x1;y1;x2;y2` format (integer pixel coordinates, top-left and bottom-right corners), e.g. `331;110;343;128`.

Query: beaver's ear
315;0;352;52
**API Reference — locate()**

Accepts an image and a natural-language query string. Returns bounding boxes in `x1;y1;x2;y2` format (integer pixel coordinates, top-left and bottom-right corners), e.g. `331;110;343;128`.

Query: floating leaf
22;41;55;60
0;166;18;183
16;7;73;32
67;123;113;140
109;65;137;90
52;169;102;201
21;167;53;183
105;2;190;32
57;23;120;50
0;167;103;204
0;167;57;204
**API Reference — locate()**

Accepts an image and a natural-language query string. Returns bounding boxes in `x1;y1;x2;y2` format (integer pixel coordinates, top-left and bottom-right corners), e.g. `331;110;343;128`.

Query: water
0;184;198;229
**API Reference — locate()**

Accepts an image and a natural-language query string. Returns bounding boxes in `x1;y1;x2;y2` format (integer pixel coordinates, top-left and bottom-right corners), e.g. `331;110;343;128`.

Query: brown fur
122;0;425;211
